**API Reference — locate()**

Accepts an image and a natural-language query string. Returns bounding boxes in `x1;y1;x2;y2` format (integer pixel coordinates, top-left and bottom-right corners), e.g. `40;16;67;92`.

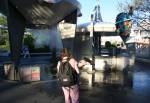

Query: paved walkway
0;56;150;103
0;79;63;103
1;61;150;103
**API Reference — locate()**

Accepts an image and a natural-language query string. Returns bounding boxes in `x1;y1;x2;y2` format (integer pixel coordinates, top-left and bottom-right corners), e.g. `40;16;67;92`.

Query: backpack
57;59;78;87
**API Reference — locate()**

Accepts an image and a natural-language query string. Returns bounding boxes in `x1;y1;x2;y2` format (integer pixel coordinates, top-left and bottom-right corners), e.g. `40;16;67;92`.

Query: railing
20;52;52;57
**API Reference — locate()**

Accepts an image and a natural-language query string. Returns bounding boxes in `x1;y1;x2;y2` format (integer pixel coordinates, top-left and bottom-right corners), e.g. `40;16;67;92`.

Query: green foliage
23;33;35;50
111;42;117;48
105;41;117;49
0;29;10;51
0;30;8;45
0;38;6;45
0;16;7;25
105;41;111;49
0;40;10;51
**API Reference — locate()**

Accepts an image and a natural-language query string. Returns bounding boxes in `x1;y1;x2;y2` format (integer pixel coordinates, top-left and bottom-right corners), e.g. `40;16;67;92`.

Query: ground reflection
41;62;150;94
80;69;133;88
40;63;133;89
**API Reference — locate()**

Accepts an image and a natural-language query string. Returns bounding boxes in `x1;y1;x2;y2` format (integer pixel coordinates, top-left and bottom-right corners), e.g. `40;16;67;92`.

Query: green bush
105;41;117;49
111;43;117;48
0;16;7;25
23;33;35;50
0;38;6;45
0;29;10;51
105;41;111;49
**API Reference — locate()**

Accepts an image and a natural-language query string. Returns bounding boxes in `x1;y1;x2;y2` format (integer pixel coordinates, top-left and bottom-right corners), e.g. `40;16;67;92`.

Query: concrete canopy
8;0;81;28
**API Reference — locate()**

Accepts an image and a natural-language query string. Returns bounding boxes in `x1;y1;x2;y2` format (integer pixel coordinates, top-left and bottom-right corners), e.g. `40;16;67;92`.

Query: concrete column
7;1;26;80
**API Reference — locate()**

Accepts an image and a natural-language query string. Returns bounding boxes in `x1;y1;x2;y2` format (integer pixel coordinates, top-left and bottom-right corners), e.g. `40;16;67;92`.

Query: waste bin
4;62;15;80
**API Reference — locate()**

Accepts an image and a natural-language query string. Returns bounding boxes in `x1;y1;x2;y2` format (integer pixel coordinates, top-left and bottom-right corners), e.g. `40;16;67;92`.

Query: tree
0;15;9;51
105;41;111;49
23;32;35;51
0;14;7;25
132;0;150;30
118;0;150;30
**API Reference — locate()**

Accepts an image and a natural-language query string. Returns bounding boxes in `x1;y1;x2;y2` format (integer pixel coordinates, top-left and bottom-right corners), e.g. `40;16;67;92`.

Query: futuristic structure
115;12;132;42
0;0;81;80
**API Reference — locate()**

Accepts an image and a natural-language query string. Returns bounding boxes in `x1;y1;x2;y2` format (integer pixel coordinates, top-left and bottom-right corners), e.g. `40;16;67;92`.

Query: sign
31;66;40;81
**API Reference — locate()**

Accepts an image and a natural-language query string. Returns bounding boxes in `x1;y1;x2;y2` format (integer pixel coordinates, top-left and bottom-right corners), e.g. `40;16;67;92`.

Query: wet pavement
0;62;150;103
79;62;150;103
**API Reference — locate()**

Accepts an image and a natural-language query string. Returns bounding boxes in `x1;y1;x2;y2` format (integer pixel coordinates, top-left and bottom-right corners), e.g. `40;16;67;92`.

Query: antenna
93;0;103;22
96;0;100;5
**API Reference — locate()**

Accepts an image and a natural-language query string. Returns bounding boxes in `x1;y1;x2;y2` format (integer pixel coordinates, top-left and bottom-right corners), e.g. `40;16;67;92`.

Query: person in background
22;45;30;58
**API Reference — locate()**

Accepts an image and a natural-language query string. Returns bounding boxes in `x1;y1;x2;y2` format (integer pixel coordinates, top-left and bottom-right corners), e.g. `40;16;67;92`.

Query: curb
135;57;150;64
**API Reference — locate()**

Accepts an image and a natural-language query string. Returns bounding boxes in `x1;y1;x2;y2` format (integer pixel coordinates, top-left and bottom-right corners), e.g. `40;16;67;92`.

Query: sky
77;0;131;24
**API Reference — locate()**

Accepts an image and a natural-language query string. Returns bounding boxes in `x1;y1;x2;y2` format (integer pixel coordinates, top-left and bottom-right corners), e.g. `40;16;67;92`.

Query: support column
7;1;26;80
99;35;101;55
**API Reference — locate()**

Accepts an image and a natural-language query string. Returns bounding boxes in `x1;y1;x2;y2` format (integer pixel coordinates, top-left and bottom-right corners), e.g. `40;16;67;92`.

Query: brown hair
60;48;71;60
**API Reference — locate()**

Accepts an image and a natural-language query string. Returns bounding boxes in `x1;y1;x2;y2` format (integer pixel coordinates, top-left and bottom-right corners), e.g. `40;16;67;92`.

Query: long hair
60;48;71;60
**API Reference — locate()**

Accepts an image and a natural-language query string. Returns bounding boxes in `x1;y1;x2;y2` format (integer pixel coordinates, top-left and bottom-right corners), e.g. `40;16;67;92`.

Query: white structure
130;27;150;58
58;21;76;53
77;21;123;46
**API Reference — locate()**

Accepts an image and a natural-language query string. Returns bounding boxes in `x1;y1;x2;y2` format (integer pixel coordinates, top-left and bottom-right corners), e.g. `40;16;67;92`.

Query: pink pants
62;85;79;103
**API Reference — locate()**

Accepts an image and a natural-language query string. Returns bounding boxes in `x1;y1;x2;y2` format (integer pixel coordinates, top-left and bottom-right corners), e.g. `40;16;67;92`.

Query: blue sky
77;0;131;24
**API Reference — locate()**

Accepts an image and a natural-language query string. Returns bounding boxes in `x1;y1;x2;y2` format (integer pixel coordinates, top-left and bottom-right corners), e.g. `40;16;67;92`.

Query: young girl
57;48;79;103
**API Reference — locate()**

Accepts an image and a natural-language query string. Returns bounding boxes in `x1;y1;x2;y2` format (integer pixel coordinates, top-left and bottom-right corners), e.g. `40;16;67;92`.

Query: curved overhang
0;0;81;28
16;0;80;27
42;0;62;4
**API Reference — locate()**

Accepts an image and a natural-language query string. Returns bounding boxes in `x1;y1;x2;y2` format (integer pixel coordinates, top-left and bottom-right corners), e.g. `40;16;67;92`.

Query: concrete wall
73;32;93;60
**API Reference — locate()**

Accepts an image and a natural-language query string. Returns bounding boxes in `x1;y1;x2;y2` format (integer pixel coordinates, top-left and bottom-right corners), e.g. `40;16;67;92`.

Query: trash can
3;62;15;80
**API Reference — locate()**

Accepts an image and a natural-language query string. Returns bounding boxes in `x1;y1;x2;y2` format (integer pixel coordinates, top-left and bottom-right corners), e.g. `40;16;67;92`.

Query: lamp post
91;14;95;70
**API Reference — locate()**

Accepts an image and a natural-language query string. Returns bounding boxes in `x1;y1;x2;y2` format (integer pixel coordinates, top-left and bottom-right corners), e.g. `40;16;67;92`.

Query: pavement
0;61;150;103
135;57;150;64
0;79;63;103
0;56;150;103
